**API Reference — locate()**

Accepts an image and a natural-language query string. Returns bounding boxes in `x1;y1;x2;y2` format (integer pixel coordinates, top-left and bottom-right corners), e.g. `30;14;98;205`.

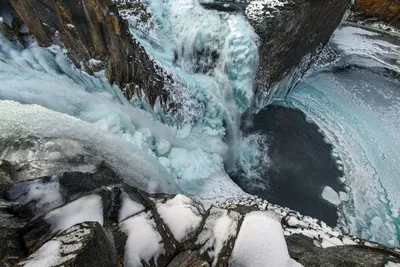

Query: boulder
16;222;119;267
286;234;400;266
7;0;166;105
354;0;400;29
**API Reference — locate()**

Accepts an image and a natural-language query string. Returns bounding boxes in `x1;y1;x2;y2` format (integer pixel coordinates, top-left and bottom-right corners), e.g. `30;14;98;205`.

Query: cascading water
0;1;265;204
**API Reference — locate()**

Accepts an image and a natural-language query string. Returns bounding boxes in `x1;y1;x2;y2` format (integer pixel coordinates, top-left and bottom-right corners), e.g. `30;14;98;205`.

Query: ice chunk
229;211;302;267
339;191;350;202
45;194;103;233
322;186;341;206
118;192;146;222
121;211;164;267
156;194;203;242
155;139;171;156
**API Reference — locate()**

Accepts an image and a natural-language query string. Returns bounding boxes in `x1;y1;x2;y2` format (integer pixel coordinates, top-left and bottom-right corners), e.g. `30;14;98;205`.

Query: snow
121;211;164;267
118;192;146;222
229;211;302;267
45;194;103;233
246;0;287;23
88;58;102;67
322;186;341;206
386;262;400;267
331;25;400;73
196;207;241;266
21;241;61;267
156;194;203;242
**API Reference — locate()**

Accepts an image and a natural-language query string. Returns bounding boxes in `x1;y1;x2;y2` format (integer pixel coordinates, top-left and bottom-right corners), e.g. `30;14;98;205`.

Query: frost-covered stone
156;194;204;242
16;222;119;267
196;207;242;266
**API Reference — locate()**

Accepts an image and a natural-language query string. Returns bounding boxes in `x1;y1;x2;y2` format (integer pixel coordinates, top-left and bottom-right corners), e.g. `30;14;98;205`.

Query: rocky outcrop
247;0;350;93
201;0;350;94
354;0;400;29
7;0;166;105
1;166;400;267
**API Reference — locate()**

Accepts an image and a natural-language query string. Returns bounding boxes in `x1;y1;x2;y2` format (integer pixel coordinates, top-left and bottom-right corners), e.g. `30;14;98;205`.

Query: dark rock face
247;0;350;92
354;0;400;29
287;234;400;267
0;160;14;198
8;0;166;105
16;222;120;267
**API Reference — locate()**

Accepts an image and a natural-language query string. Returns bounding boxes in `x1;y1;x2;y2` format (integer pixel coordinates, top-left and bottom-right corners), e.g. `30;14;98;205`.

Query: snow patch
45;194;103;233
121;211;164;267
156;194;203;242
21;241;60;267
118;192;146;222
229;211;302;267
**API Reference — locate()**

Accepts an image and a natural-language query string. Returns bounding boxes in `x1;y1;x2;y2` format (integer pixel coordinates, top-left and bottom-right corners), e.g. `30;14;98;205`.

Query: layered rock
7;0;166;105
354;0;400;29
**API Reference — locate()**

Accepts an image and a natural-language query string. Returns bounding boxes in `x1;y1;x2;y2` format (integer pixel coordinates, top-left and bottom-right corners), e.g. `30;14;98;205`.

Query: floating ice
322;186;341;206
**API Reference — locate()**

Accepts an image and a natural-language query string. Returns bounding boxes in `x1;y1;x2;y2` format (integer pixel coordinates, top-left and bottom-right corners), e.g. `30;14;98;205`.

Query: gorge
0;0;400;266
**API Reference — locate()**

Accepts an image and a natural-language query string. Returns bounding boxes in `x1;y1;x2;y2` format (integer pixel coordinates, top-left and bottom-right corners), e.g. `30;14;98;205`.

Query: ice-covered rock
16;222;119;267
2;169;400;267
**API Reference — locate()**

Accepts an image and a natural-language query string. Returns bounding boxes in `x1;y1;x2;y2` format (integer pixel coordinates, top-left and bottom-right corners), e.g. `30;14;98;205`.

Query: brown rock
355;0;400;28
9;0;166;106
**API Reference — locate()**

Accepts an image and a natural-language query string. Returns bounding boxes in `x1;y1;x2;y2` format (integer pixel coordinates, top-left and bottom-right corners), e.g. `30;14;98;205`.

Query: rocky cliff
6;0;166;105
201;0;350;95
1;160;400;267
354;0;400;29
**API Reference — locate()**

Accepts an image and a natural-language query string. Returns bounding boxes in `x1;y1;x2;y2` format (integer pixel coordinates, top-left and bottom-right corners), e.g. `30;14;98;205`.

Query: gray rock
286;234;400;267
0;160;15;198
167;250;210;267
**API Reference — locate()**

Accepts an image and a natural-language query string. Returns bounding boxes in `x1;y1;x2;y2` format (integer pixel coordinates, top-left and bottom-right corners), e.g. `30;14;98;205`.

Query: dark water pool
231;105;345;226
